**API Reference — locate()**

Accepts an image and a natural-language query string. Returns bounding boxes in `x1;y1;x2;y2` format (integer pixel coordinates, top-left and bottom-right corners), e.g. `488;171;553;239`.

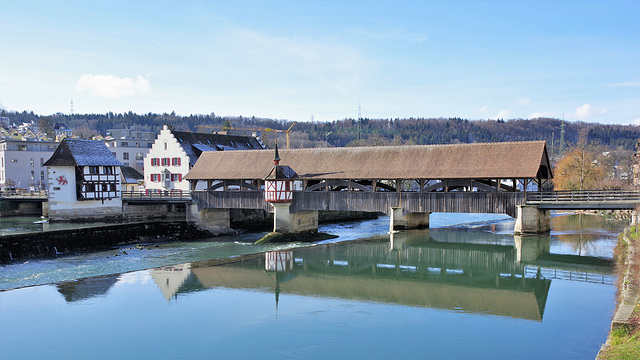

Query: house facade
0;138;58;191
144;125;263;192
44;139;123;220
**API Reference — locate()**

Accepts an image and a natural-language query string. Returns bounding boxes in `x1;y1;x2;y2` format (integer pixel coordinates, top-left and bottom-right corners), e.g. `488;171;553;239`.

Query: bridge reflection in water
54;227;615;323
146;231;606;323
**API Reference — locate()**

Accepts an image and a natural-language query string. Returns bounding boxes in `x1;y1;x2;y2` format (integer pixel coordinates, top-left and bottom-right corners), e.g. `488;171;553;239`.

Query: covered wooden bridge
184;141;553;234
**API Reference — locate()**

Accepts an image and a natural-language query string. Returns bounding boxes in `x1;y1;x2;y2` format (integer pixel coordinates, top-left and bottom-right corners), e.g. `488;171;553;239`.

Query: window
162;158;170;166
123;152;129;160
40;158;44;166
40;171;45;181
121;142;129;147
151;158;159;166
10;159;17;163
18;145;27;151
151;174;161;182
164;142;168;150
103;166;114;174
172;157;181;166
89;166;99;175
30;171;34;181
85;183;96;192
135;153;144;160
171;173;182;182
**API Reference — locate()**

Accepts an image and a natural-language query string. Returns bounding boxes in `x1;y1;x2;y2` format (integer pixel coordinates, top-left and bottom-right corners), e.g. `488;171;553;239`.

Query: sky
1;0;639;125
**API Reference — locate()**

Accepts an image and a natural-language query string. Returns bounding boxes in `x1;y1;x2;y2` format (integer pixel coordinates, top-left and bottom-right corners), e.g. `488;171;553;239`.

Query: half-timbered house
43;139;123;220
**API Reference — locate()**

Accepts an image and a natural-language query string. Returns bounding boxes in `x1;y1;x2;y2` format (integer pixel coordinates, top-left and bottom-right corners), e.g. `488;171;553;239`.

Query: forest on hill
3;109;638;186
2;110;637;157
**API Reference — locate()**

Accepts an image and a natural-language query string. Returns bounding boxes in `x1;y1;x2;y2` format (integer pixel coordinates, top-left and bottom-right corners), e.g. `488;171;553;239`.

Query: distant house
121;166;144;192
144;125;264;191
43;139;123;220
103;127;156;173
53;123;73;141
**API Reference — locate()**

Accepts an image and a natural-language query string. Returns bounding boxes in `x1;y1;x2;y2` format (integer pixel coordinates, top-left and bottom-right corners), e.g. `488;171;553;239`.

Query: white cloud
572;103;610;120
518;97;531;106
77;74;150;98
633;118;640;125
529;111;561;119
478;105;489;113
494;109;511;119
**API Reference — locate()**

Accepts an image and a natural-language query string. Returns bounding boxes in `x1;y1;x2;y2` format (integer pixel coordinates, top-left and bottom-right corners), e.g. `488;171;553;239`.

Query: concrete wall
123;203;186;221
186;204;234;235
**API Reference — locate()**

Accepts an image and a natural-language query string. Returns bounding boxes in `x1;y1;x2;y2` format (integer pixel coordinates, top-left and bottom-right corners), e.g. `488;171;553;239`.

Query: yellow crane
196;122;297;149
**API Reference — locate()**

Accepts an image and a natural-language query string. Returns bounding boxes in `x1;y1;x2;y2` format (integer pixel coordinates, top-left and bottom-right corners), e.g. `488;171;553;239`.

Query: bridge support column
514;205;550;234
390;207;430;231
272;203;318;233
186;204;234;235
514;235;550;262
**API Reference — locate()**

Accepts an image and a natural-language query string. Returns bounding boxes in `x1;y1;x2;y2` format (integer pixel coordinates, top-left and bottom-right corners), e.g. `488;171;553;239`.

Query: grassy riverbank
599;226;640;360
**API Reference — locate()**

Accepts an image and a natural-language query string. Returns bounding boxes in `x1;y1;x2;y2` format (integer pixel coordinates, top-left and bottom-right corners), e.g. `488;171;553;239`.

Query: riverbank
598;225;640;359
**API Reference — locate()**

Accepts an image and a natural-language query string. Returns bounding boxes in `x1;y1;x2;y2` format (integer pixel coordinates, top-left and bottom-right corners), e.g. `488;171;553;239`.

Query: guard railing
526;190;640;203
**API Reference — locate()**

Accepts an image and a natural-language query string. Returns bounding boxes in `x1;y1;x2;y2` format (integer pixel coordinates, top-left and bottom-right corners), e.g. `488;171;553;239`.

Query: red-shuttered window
171;174;182;182
151;158;159;166
150;174;161;182
172;157;181;166
162;158;170;166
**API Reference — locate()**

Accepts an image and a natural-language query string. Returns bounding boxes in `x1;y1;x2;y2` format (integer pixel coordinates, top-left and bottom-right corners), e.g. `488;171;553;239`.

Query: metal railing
121;190;192;201
0;190;48;199
526;190;640;203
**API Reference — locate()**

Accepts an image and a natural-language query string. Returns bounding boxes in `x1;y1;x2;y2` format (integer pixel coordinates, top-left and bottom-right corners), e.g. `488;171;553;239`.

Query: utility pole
358;103;361;141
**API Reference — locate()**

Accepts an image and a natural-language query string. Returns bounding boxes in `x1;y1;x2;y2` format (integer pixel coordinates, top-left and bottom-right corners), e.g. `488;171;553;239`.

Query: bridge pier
390;207;430;231
514;205;550;234
272;203;318;233
186;204;235;235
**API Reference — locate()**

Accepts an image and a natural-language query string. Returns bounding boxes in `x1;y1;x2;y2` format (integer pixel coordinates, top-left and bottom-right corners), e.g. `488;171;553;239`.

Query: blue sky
1;0;639;125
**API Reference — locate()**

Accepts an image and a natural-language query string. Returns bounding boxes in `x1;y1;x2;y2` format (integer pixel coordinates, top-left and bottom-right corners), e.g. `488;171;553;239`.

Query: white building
43;139;123;220
144;125;263;192
104;138;154;173
103;126;156;173
0;138;58;191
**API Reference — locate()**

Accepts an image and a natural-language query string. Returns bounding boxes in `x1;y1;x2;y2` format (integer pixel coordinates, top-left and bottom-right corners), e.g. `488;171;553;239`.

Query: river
0;212;627;359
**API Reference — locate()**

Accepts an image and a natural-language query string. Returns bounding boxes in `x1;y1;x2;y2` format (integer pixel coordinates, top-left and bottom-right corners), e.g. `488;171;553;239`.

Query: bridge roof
185;140;551;181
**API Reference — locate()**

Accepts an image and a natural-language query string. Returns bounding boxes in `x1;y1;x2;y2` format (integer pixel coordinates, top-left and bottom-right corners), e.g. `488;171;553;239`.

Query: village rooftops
184;141;553;181
172;131;264;167
43;139;123;167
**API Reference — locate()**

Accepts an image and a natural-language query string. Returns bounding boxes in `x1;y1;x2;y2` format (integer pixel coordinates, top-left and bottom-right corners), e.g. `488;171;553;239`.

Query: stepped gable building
144;125;264;192
43;139;123;220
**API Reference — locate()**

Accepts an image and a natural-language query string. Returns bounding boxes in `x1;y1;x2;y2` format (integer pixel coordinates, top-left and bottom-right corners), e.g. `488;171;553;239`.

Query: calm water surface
0;213;627;359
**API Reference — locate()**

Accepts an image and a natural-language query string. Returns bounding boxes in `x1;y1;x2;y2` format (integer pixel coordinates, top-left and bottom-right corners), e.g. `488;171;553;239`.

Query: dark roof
43;139;123;167
121;166;144;183
172;131;264;167
185;141;552;181
53;123;71;131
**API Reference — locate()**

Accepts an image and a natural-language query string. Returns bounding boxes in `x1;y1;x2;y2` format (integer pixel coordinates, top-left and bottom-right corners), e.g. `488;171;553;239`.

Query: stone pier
186;204;234;235
272;203;318;233
514;205;550;234
390;207;430;231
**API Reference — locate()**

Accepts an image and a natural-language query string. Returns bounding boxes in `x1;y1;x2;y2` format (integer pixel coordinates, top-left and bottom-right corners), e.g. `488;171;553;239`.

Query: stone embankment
0;221;213;264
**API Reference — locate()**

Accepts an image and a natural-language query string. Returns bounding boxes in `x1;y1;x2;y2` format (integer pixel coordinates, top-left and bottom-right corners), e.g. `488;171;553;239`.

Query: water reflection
56;275;119;302
150;264;196;301
183;234;550;321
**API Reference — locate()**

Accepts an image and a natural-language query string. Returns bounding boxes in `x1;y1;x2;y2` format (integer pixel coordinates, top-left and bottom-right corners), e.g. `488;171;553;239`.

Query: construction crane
196;122;297;149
